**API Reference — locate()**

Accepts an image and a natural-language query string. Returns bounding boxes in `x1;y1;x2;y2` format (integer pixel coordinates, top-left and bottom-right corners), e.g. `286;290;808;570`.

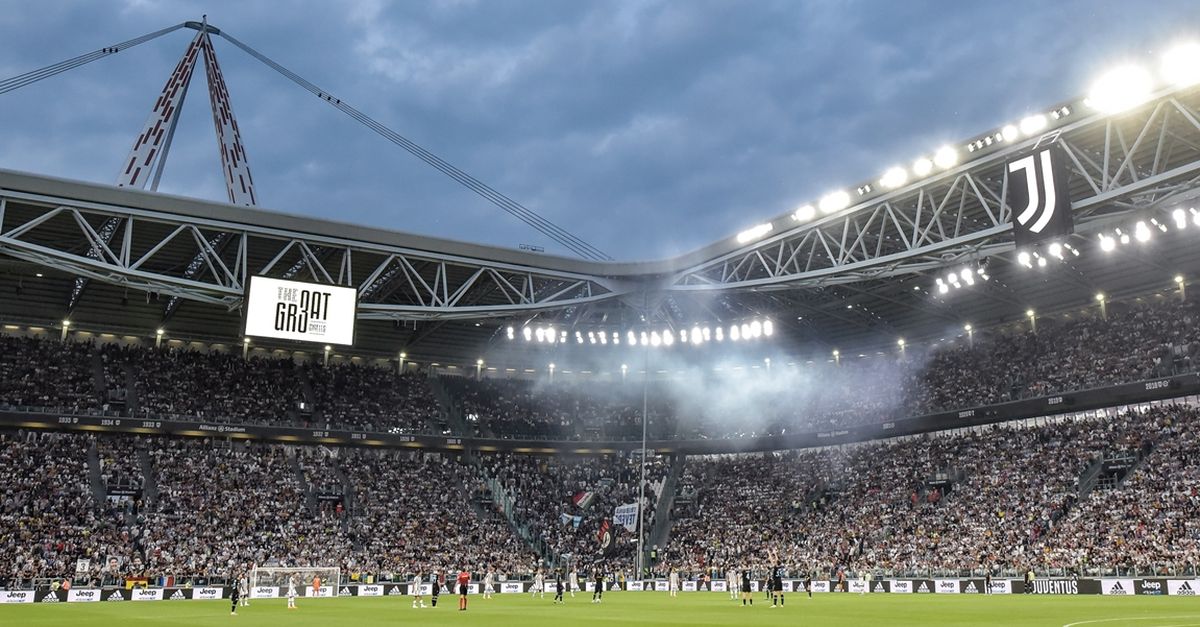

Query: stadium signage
889;580;912;593
192;587;223;600
251;586;279;598
1168;580;1198;596
0;590;35;603
1028;579;1079;594
935;579;959;594
1007;142;1074;248
1101;579;1133;596
1135;579;1166;595
500;582;522;594
243;276;357;346
359;585;383;597
132;588;164;601
66;589;101;602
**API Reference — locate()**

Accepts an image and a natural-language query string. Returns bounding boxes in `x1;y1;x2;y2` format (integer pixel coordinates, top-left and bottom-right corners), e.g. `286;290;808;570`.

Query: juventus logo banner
1007;143;1074;248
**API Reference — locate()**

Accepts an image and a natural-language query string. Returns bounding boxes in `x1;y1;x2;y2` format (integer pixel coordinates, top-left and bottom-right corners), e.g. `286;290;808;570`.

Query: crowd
0;335;99;414
478;451;669;571
306;363;441;433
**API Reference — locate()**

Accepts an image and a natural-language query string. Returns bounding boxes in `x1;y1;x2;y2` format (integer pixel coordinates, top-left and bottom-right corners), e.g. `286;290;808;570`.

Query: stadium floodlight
1019;114;1047;136
690;325;702;343
964;323;972;332
399;351;407;359
763;319;774;336
1135;221;1152;242
730;324;741;341
575;331;583;344
650;331;661;347
1086;64;1153;113
535;327;545;343
715;327;724;341
1162;42;1200;87
737;222;774;244
1095;292;1106;302
1194;209;1200;227
663;330;674;346
818;190;850;214
1048;241;1063;258
832;349;840;357
938;283;949;294
155;327;164;336
1174;208;1188;229
897;338;905;347
750;320;762;338
1176;274;1185;284
1017;250;1032;267
1036;256;1047;268
880;166;908;189
599;332;607;345
792;204;817;223
912;157;933;176
1001;124;1019;142
522;326;533;342
506;326;515;340
476;358;484;366
242;337;250;344
549;362;555;371
933;146;957;169
627;330;637;345
1026;309;1035;318
740;323;751;339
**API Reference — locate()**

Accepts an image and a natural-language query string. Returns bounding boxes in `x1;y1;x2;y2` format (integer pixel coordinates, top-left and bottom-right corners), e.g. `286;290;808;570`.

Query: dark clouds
1;0;1198;260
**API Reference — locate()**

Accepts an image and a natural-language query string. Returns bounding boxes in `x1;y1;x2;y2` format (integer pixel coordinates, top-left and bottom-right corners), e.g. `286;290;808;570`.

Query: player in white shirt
286;575;297;609
569;569;579;598
238;576;249;607
483;570;495;599
669;568;679;597
532;569;545;599
411;574;425;608
727;568;738;600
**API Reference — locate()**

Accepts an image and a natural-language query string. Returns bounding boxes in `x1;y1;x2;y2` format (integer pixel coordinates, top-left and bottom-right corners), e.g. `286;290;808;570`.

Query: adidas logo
41;594;59;603
916;582;930;593
107;591;125;601
170;590;186;600
1109;582;1127;595
387;587;403;596
339;587;351;597
1177;582;1195;596
964;582;979;594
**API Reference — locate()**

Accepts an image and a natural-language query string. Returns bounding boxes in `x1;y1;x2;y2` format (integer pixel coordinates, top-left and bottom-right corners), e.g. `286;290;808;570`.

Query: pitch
4;593;1198;626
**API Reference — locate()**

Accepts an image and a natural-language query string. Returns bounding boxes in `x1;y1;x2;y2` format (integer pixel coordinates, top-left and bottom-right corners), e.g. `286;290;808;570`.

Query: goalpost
250;566;341;598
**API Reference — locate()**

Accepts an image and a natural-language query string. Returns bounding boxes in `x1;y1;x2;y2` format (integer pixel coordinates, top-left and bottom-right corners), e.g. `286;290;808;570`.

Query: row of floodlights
934;265;991;295
1097;208;1198;251
735;42;1200;247
1016;241;1080;269
506;320;775;347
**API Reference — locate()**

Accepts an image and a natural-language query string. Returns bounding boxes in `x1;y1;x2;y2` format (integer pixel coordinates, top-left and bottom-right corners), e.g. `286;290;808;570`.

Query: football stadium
3;5;1200;626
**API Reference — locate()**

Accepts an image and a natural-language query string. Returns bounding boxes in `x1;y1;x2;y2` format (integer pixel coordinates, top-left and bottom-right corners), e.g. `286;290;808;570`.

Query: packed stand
306;362;441;433
131;348;302;425
0;334;100;414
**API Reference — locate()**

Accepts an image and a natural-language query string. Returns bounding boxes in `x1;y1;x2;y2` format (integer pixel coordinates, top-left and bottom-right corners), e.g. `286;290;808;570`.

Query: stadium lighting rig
730;41;1200;250
1015;240;1080;270
933;263;990;295
1094;207;1197;254
505;319;775;348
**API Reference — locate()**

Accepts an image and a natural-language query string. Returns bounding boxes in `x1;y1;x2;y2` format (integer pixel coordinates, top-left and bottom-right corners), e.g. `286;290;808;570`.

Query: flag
613;503;638;532
572;490;596;509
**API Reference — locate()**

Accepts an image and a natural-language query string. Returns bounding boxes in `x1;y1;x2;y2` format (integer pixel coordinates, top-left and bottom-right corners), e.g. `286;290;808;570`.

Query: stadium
3;6;1200;627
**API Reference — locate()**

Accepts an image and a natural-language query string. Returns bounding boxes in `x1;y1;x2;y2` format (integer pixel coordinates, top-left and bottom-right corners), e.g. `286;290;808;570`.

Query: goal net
250;566;341;598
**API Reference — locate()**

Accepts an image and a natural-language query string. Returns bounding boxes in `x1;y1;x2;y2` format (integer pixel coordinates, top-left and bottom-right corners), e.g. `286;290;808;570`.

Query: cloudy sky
2;1;1198;261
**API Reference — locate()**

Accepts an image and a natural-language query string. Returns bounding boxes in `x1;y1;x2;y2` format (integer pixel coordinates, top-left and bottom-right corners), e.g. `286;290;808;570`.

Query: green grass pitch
3;592;1198;626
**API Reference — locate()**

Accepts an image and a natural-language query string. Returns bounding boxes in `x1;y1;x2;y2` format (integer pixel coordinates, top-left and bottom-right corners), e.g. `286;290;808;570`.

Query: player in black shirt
591;571;605;604
229;575;240;615
771;565;784;607
430;573;440;607
804;570;812;598
554;574;564;604
740;570;753;606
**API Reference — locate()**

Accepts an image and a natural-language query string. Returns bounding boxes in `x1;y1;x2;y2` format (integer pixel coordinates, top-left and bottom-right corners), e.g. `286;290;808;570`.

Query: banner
914;580;933;594
988;580;1013;595
959;580;984;594
166;589;188;600
1027;579;1083;594
75;559;90;574
67;589;102;603
810;580;830;593
935;579;959;594
1135;579;1167;596
1168;580;1198;596
132;588;163;601
1100;579;1134;596
654;580;669;592
848;580;867;594
243;276;357;346
613;503;638;532
682;581;697;592
192;587;224;600
890;580;912;594
305;585;333;598
500;582;522;594
627;581;644;591
360;585;383;597
252;586;279;599
870;580;890;593
573;491;596;509
0;590;35;604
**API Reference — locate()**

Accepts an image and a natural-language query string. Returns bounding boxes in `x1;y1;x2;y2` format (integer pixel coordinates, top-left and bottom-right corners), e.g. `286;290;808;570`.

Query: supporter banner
935;579;959;594
500;582;522;594
1134;579;1166;596
1100;579;1135;596
959;579;985;594
165;589;188;601
848;581;867;594
890;580;912;594
6;374;1196;456
811;581;830;593
1168;580;1199;596
613;503;638;532
132;588;163;601
75;558;90;574
682;581;697;592
359;585;383;597
0;590;35;604
66;588;102;603
191;587;224;600
627;581;644;591
251;586;279;599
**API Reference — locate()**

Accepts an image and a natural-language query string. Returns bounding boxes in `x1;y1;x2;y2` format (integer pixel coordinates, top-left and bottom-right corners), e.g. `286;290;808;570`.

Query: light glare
1087;65;1153;113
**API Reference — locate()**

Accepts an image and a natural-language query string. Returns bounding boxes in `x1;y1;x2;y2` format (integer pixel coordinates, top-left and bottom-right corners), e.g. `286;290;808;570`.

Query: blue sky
2;1;1198;261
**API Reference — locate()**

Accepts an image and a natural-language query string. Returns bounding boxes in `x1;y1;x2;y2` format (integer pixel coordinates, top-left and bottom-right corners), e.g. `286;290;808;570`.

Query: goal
250;566;341;598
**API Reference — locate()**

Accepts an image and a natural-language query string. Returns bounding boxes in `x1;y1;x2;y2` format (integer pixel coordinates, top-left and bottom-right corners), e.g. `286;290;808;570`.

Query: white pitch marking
1063;617;1200;627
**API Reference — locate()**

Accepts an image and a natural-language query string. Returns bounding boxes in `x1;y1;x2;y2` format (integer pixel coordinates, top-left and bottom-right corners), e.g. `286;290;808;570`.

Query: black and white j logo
1007;144;1074;247
1010;149;1059;235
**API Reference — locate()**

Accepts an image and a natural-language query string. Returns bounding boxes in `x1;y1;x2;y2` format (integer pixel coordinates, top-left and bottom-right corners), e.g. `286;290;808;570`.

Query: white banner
782;580;794;593
613;503;638;532
192;587;223;600
1101;579;1134;596
890;580;912;594
252;586;279;599
244;276;357;346
542;582;557;593
467;584;479;595
626;581;644;591
709;581;726;593
500;582;522;594
66;589;101;603
1168;580;1198;596
988;580;1012;595
305;585;334;598
359;585;383;597
848;580;867;594
654;580;669;591
0;590;35;604
132;588;163;602
75;559;90;574
682;581;697;592
935;579;960;594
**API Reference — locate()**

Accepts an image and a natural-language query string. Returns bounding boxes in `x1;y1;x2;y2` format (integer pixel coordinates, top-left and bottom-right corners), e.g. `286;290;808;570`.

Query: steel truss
0;190;624;320
668;85;1200;292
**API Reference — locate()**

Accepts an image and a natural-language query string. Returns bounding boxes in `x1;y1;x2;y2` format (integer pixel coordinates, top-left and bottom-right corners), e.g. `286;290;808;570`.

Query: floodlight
913;157;933;176
750;320;762;338
740;323;751;339
1099;234;1116;252
324;345;332;352
1175;274;1185;284
1173;208;1188;229
1019;114;1047;136
1095;292;1106;302
938;283;949;294
763;320;774;336
599;333;607;344
819;190;850;214
640;331;649;346
1162;42;1200;87
523;326;533;341
691;326;702;344
898;338;906;347
832;349;840;357
156;328;164;336
662;331;674;346
1001;125;1019;142
737;223;774;244
730;325;741;341
703;327;712;341
933;146;957;169
964;324;973;332
650;331;661;347
1017;250;1032;267
476;358;484;366
1048;242;1063;258
1120;233;1131;245
715;327;724;341
627;330;637;345
1036;256;1047;268
793;204;816;222
1087;65;1153;113
1135;221;1151;242
880;166;908;189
